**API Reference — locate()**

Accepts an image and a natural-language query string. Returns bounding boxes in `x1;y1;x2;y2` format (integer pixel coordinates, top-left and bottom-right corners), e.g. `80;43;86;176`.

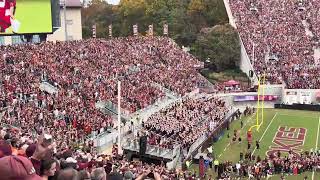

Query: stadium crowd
143;97;228;150
0;36;228;179
210;149;320;179
0;36;210;151
0;127;185;180
1;122;320;180
229;0;320;88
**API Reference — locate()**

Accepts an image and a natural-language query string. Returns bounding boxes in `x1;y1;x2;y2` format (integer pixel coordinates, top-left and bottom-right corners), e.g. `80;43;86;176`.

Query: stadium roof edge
59;0;82;8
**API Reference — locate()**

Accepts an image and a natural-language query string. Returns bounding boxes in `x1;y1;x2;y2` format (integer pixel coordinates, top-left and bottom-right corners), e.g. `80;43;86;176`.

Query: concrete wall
217;86;320;109
47;8;82;42
3;36;12;45
223;0;236;28
217;91;281;110
282;89;320;104
223;0;258;84
239;38;258;84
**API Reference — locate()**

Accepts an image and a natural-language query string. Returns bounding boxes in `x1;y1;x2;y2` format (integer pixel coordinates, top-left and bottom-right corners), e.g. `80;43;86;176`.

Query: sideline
252;112;278;155
218;114;256;158
312;116;320;180
278;113;319;119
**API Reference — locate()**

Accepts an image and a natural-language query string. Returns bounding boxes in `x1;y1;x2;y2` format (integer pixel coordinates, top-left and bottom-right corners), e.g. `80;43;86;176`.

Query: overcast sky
81;0;120;5
106;0;120;5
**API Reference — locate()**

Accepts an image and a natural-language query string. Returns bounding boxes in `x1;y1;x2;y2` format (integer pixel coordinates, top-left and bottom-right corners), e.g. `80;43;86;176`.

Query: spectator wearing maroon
0;140;12;158
0;155;42;180
25;144;37;158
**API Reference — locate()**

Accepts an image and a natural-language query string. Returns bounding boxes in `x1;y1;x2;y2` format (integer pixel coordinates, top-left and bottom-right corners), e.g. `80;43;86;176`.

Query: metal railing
122;137;181;160
186;110;237;159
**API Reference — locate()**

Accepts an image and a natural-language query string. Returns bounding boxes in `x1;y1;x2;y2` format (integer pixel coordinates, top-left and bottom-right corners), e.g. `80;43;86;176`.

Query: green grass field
0;0;52;34
210;109;320;179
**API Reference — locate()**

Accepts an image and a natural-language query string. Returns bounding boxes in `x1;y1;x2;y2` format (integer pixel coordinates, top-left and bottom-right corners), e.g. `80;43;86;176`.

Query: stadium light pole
64;0;68;41
117;80;121;153
252;28;256;66
252;41;255;66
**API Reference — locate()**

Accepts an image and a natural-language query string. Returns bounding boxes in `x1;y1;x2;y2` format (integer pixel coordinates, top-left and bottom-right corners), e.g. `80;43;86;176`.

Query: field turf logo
267;126;306;157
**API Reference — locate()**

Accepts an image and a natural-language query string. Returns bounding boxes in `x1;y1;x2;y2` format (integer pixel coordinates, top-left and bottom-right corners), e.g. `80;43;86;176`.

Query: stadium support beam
64;0;68;41
39;34;47;42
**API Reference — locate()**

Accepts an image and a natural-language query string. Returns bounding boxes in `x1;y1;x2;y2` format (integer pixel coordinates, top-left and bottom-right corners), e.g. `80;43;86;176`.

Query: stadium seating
0;36;213;154
0;36;234;179
229;0;320;88
143;96;228;150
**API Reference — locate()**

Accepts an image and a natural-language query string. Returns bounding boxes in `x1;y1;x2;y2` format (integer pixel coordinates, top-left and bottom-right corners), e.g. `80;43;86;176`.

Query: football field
213;109;320;179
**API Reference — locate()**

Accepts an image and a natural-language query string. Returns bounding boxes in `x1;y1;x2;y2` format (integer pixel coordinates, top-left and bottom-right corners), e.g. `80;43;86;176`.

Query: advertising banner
234;95;278;102
284;91;298;105
299;91;312;104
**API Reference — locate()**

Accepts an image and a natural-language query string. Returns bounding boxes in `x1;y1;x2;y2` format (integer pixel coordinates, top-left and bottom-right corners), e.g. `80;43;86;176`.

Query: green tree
187;0;207;28
82;0;113;38
116;0;149;36
81;0;229;47
145;0;197;45
192;24;240;71
145;0;174;35
202;0;228;26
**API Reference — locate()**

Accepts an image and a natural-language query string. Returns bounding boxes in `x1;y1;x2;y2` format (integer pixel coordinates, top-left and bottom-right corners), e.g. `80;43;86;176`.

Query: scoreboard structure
0;0;61;42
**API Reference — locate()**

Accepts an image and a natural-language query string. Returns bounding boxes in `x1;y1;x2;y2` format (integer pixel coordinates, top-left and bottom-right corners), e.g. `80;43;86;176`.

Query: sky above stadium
82;0;120;5
106;0;119;5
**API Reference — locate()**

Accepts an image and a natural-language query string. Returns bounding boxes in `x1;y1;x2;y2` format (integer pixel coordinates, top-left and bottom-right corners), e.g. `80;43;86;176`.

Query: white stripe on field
278;113;319;119
312;116;320;180
217;114;255;158
252;112;278;155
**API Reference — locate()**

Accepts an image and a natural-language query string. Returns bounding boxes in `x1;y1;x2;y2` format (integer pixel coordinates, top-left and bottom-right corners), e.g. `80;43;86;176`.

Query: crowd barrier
185;110;238;162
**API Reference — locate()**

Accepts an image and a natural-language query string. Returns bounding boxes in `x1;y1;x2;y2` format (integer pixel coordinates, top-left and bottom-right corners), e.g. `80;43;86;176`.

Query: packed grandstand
229;0;320;89
0;37;231;179
1;0;320;180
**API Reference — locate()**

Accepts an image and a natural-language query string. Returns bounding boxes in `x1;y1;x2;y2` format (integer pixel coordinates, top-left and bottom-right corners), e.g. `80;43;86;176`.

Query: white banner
148;24;153;36
163;23;168;35
284;90;298;105
108;24;112;37
92;24;96;38
299;91;312;104
133;24;138;36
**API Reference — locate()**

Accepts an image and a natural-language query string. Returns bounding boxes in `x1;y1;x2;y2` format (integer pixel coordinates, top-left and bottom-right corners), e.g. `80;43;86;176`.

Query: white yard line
217;114;255;158
278;113;319;119
252;112;278;155
312;116;320;180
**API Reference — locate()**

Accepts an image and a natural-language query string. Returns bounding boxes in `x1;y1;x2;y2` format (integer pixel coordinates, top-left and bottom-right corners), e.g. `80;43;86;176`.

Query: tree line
82;0;240;71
